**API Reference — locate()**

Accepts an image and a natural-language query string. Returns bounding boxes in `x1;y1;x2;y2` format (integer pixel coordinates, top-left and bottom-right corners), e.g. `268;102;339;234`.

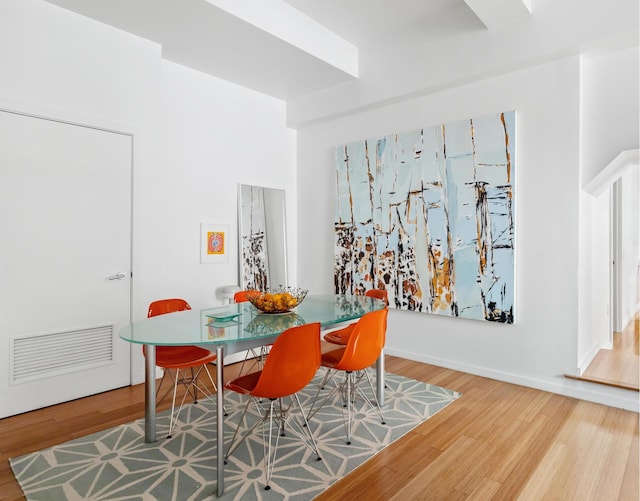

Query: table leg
376;348;385;406
216;345;225;497
144;344;156;443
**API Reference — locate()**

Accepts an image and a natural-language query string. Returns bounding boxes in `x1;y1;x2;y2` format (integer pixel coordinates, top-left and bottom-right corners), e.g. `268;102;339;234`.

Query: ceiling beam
205;0;358;77
464;0;532;29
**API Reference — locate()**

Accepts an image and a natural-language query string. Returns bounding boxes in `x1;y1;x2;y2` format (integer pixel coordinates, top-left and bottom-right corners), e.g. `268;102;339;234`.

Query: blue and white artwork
334;111;515;323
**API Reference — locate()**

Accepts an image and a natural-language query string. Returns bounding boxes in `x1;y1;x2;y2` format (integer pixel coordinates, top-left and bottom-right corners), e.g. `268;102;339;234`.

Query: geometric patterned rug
10;372;460;500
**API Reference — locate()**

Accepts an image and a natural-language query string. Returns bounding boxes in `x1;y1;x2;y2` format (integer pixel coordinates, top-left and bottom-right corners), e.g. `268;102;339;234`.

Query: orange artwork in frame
207;231;224;255
201;223;229;263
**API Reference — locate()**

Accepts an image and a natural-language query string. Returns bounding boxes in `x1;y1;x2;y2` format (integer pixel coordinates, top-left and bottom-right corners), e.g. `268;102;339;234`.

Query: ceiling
43;0;531;101
281;0;471;48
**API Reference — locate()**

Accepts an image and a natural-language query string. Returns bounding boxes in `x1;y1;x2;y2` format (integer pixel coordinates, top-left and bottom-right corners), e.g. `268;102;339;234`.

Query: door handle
108;272;127;280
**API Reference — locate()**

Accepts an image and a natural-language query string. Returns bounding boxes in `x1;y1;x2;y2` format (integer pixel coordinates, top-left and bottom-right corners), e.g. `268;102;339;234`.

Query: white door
0;109;132;418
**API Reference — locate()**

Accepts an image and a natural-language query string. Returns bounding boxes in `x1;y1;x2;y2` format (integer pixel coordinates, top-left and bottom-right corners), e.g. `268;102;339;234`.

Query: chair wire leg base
165;364;225;439
238;346;270;376
225;394;322;491
309;368;386;445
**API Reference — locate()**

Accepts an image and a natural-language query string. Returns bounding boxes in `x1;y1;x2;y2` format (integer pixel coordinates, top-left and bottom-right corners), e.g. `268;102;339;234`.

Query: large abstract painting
334;111;515;323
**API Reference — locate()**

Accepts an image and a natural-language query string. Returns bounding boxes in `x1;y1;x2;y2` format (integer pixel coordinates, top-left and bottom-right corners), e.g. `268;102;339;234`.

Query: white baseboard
223;351;248;365
577;340;612;376
386;348;639;413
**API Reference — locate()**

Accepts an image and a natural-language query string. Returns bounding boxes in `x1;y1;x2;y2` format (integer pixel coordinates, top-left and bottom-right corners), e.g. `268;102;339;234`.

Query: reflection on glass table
244;312;305;336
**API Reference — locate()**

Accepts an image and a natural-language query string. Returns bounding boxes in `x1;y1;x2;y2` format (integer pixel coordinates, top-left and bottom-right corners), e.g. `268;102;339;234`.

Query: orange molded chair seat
224;322;323;490
322;324;355;345
310;308;388;444
233;289;260;303
145;298;220;438
323;289;388;346
153;345;218;369
148;298;193;317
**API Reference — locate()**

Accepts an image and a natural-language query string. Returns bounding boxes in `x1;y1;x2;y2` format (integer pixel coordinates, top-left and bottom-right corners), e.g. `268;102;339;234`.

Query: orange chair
146;298;220;438
323;289;388;345
309;309;388;445
234;289;269;375
233;289;260;303
224;322;322;490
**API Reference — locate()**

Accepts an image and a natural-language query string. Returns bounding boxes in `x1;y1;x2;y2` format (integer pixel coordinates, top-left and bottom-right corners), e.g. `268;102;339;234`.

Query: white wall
577;188;611;371
0;0;159;130
579;47;640;366
619;167;639;327
296;55;639;411
134;59;296;316
0;0;296;383
582;47;640;187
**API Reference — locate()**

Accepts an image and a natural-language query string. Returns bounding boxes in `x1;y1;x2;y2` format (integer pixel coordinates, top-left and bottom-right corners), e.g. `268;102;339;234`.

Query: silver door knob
108;272;127;280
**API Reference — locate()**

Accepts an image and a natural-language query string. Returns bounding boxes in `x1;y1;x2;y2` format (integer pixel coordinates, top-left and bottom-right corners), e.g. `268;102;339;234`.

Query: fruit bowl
247;286;308;314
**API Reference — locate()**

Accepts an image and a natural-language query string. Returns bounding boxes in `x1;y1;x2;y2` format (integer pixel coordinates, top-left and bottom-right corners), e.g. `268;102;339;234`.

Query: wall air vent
10;325;114;385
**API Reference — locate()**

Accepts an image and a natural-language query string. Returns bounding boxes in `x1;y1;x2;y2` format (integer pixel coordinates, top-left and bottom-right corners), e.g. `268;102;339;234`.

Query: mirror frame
237;184;288;290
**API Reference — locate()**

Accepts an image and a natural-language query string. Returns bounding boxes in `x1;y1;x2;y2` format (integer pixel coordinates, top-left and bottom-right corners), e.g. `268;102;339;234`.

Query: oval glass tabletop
120;293;386;346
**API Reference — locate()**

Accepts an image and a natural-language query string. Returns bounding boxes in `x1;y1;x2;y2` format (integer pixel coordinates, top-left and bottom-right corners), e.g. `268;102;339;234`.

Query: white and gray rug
11;372;460;501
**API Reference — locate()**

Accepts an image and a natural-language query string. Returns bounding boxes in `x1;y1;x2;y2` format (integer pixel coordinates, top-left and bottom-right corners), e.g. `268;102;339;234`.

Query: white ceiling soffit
584;149;640;197
281;0;474;49
205;0;358;78
44;0;358;100
43;0;534;102
464;0;532;29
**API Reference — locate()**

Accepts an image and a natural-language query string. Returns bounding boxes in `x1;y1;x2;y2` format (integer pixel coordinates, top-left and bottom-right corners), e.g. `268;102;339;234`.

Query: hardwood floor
1;356;638;501
571;313;640;391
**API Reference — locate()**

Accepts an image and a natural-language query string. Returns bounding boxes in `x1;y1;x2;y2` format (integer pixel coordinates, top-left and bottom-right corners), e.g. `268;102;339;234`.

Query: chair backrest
148;298;191;318
365;289;388;306
251;322;321;399
144;299;192;359
334;309;388;372
233;290;260;303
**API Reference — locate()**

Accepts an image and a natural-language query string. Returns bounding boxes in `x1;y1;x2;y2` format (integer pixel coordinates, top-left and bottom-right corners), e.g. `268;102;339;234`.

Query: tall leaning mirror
238;184;288;290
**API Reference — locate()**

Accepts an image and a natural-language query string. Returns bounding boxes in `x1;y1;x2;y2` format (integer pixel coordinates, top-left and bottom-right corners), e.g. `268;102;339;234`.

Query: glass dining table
119;293;387;496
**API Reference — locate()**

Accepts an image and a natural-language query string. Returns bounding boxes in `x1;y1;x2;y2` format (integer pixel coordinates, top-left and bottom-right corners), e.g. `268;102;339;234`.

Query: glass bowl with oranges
246;286;308;314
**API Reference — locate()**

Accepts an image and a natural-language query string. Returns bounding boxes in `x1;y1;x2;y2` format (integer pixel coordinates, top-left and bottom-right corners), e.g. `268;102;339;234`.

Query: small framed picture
201;223;229;263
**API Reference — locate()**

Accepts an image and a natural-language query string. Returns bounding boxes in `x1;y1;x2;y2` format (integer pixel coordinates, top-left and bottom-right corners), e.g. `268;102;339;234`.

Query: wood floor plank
467;477;502;500
575;312;640;391
592;408;638;500
1;356;638;501
515;442;567;500
621;417;640;500
488;413;550;484
492;399;575;500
